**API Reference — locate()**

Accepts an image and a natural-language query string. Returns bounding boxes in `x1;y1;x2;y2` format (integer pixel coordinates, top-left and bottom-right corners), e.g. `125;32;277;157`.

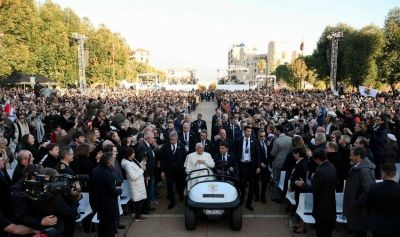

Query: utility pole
265;55;268;90
327;31;343;92
72;33;87;91
112;42;116;88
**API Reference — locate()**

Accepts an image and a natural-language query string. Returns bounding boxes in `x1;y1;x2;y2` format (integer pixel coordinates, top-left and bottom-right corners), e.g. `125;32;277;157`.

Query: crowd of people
0;86;400;237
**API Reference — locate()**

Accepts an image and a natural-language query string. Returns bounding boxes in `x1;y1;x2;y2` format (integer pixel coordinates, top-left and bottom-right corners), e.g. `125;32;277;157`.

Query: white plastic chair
335;192;346;224
76;192;92;223
278;171;286;192
120;180;131;205
396;163;400;181
285;180;296;206
295;193;315;224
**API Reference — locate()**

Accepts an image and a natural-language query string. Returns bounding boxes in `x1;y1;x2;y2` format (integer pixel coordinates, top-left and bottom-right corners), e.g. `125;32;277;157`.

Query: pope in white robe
184;143;215;189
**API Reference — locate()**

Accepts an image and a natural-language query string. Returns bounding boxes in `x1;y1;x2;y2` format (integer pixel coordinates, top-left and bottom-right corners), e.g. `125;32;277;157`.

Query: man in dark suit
91;152;122;237
366;162;400;237
137;130;157;208
191;114;207;139
295;149;336;237
211;108;222;127
160;131;187;209
224;115;241;142
11;150;33;185
211;118;224;142
255;129;270;203
196;130;213;154
213;141;236;177
212;128;233;157
235;126;260;211
178;122;196;153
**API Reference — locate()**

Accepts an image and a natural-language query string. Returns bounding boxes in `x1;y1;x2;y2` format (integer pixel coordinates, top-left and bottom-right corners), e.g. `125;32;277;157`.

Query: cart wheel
230;205;242;231
185;206;197;230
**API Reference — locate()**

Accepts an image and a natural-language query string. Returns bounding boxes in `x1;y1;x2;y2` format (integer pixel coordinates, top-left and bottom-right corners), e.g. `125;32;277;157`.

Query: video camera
22;174;89;201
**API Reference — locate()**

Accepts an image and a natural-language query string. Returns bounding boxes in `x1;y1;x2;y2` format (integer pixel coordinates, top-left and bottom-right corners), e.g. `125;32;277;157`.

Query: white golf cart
184;166;242;231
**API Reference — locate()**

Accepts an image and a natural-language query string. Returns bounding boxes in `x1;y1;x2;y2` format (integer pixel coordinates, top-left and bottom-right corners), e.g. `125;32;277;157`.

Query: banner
359;86;378;98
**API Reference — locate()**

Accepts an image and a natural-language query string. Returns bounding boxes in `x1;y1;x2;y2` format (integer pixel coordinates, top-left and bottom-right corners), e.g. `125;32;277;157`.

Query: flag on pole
300;42;304;51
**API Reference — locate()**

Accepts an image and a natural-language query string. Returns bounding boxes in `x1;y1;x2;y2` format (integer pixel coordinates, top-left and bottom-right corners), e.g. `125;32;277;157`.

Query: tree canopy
0;0;164;86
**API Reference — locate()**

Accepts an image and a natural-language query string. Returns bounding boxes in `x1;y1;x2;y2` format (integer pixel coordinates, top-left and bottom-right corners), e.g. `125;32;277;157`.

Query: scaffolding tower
327;31;343;92
72;33;88;90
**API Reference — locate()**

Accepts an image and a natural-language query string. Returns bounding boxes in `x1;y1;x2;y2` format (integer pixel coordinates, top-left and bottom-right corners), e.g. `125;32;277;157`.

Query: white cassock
184;152;215;190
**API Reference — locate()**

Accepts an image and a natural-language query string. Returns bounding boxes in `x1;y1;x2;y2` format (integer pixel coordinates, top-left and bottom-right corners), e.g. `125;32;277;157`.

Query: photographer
12;164;72;234
0;155;38;236
56;146;82;237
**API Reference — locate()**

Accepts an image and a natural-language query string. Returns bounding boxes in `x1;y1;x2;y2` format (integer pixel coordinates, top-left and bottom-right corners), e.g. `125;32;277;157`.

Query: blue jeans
148;176;156;202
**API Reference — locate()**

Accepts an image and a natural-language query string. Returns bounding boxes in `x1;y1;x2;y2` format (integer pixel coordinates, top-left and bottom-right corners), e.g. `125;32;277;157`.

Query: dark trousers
134;199;145;218
63;214;76;237
98;216;117;237
254;173;268;201
166;170;185;203
353;231;367;237
373;233;397;237
239;162;255;205
315;220;335;237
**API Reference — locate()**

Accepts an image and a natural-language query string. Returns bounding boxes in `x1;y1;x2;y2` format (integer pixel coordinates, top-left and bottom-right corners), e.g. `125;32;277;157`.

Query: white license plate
204;209;224;215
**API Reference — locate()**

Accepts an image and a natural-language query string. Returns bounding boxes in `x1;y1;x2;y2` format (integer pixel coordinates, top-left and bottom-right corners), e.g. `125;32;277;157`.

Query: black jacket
213;152;236;175
0;171;13;223
305;160;337;222
224;123;242;142
235;137;259;168
191;119;207;137
11;163;25;185
178;131;196;153
212;138;233;157
90;163;122;220
137;141;156;177
160;142;186;175
290;158;308;203
369;125;387;157
366;180;400;235
42;154;59;169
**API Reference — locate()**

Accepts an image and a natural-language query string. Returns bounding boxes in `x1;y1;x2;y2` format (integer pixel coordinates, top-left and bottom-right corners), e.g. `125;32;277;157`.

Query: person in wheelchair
213;142;237;179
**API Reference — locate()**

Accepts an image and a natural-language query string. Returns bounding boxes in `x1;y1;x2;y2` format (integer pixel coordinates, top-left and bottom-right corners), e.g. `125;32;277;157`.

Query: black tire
185;206;197;230
230;206;242;231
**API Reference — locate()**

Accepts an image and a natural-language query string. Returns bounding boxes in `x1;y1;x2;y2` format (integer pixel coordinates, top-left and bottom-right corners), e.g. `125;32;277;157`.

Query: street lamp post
72;33;88;91
327;31;343;92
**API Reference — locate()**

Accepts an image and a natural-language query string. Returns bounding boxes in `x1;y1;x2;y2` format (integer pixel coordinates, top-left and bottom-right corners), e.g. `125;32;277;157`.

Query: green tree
36;1;70;84
378;7;400;91
312;23;354;83
289;57;307;89
273;64;292;83
343;25;384;87
257;59;266;73
0;0;41;76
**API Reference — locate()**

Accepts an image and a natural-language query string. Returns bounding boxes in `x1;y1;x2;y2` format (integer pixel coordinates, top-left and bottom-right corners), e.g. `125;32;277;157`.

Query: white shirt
171;143;177;154
242;137;251;162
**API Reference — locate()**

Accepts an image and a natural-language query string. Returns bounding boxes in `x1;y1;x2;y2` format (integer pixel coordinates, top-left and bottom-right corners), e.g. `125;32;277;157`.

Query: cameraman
12;164;72;234
56;146;81;237
1;155;39;236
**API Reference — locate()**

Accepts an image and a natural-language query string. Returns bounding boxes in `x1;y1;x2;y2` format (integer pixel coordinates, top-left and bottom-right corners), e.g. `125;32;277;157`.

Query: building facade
226;43;268;87
130;48;151;64
267;41;289;75
166;67;197;85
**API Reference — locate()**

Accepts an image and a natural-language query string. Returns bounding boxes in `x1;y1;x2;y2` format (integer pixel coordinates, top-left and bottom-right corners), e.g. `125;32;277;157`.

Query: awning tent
0;72;57;86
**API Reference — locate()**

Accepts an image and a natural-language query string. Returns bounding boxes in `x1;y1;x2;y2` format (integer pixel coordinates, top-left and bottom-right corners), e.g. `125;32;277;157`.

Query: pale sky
45;0;398;84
